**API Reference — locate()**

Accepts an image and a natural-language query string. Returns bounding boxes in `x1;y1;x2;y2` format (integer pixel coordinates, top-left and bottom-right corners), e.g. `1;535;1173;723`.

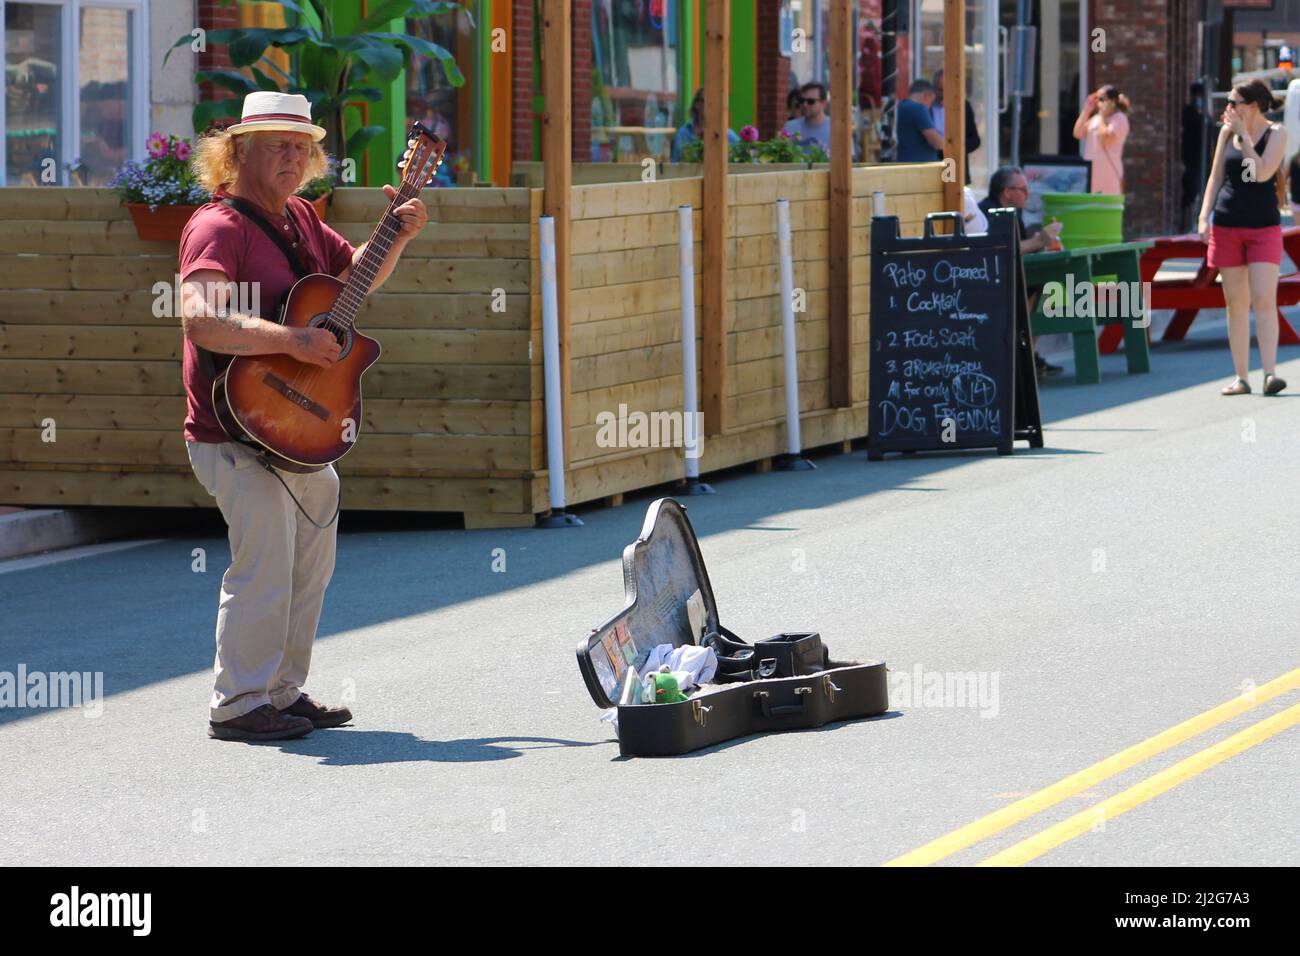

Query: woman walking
1073;85;1130;195
1198;80;1288;395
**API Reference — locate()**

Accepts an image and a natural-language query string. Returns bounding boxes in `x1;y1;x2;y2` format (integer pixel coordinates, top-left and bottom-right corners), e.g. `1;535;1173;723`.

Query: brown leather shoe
278;692;352;728
209;703;313;741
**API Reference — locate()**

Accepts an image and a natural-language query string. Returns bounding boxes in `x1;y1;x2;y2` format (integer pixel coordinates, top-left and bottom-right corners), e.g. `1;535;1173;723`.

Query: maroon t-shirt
177;189;356;443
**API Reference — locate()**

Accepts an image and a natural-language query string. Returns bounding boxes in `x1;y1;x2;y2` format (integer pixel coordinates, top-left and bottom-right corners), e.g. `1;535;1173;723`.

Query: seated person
672;88;740;161
782;81;857;159
979;166;1066;378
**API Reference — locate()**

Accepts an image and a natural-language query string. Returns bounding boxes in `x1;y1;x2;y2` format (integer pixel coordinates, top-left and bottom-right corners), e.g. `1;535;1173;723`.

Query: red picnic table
1098;226;1300;354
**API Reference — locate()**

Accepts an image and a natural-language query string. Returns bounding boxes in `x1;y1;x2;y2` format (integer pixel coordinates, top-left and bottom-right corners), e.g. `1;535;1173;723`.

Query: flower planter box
125;193;331;241
124;203;201;241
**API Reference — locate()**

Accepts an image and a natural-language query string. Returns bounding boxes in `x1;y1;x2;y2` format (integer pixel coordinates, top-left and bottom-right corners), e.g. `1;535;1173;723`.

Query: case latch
823;675;842;703
691;699;712;728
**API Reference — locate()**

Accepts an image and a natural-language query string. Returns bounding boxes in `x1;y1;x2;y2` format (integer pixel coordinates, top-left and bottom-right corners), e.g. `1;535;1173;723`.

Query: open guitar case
577;498;889;757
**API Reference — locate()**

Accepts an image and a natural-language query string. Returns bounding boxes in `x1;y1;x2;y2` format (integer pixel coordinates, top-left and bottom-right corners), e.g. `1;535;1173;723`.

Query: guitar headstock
396;121;447;189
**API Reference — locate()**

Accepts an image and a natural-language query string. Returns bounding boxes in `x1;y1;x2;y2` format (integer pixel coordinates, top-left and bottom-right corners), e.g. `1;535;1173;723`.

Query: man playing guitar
179;92;428;741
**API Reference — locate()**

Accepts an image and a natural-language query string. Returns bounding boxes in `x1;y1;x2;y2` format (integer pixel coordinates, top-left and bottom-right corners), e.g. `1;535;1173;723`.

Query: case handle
923;212;967;240
754;686;812;718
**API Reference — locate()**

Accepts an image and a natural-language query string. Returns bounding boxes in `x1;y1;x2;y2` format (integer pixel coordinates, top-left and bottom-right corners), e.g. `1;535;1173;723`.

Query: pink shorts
1207;224;1283;268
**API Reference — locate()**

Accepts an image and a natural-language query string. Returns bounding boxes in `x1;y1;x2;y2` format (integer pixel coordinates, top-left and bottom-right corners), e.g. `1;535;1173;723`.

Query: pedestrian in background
1073;85;1130;195
672;87;740;162
1199;79;1288;396
1181;82;1211;230
782;81;856;159
894;79;944;163
786;87;804;126
932;69;980;185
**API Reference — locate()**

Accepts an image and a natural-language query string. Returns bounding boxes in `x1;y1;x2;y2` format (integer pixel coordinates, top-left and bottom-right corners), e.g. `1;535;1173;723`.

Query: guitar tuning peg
397;160;406;169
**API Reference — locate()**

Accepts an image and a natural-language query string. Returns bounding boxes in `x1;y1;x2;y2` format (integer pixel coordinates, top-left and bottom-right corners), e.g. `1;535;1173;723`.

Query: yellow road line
978;700;1300;866
883;667;1300;867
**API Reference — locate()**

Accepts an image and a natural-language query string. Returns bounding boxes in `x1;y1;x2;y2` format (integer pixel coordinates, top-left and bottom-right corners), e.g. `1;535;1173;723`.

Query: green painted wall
729;0;756;131
693;0;757;133
474;0;492;181
327;1;404;187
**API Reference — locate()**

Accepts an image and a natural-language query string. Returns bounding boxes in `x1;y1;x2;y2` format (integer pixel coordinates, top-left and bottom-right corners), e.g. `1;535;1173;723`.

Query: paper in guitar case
576;498;889;757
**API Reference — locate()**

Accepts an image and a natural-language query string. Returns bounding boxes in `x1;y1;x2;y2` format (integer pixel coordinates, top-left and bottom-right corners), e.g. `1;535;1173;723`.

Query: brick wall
1089;0;1196;237
512;0;534;160
756;0;793;139
573;0;592;162
196;0;238;110
515;0;591;162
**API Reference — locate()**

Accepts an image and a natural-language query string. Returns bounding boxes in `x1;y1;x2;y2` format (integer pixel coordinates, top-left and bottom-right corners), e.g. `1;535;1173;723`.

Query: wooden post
541;0;572;463
943;0;966;214
829;0;853;407
702;0;729;435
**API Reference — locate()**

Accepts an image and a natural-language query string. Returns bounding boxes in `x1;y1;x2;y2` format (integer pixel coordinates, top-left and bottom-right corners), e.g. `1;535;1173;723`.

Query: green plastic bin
1041;192;1124;249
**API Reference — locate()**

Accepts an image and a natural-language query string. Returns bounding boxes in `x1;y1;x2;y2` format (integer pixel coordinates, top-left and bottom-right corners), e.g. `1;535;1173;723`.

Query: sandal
1264;373;1287;396
1221;377;1251;395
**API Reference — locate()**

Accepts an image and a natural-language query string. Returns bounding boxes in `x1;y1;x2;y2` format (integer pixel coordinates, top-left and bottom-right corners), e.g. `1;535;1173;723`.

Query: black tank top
1213;126;1280;228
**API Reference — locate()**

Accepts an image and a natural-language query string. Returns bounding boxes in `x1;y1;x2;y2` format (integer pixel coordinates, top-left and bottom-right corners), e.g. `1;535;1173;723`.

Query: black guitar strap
219;195;313;280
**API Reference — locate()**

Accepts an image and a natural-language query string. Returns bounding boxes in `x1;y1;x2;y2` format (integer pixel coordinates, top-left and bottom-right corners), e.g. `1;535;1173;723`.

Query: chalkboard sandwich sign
867;209;1043;461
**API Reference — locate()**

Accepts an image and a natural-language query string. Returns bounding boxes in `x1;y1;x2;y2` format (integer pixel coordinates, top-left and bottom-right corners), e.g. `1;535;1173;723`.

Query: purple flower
740;124;760;142
173;140;192;161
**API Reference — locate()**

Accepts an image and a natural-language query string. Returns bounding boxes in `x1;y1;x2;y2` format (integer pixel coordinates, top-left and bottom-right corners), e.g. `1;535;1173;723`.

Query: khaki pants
187;441;339;723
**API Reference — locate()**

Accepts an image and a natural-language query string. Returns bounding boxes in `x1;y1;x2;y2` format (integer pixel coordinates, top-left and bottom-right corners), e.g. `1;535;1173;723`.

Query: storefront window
591;0;678;162
406;14;466;186
5;3;63;185
78;7;133;186
4;0;144;186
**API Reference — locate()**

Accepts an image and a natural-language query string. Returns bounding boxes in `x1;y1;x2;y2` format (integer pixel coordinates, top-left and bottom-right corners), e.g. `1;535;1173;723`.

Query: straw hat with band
226;92;326;142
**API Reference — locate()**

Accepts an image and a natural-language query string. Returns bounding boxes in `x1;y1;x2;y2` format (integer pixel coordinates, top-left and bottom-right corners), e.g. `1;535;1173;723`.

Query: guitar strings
287;177;426;403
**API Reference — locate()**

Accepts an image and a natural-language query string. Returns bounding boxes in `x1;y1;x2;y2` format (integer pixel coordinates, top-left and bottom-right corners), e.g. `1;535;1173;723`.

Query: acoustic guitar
213;122;445;473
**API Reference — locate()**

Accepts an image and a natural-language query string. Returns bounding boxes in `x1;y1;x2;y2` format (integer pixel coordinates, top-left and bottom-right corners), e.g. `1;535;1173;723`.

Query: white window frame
0;0;149;185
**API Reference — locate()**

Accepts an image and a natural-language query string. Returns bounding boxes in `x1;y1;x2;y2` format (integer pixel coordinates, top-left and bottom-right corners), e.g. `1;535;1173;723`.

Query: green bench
1023;240;1153;384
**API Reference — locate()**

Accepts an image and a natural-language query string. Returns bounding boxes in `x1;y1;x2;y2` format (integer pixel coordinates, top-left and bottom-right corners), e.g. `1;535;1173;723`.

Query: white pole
678;204;701;478
539;216;567;513
776;198;801;458
873;190;887;217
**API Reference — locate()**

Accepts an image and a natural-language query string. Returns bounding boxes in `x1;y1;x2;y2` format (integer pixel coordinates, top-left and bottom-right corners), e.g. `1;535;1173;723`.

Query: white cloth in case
639;643;717;695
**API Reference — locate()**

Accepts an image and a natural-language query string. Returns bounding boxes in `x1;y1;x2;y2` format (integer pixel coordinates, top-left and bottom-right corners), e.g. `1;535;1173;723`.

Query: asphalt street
2;314;1298;866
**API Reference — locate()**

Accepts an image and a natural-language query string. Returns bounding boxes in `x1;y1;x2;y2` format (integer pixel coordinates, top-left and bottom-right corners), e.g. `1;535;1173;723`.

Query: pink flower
173;140;192;161
740;124;760;142
779;130;791;140
146;133;168;159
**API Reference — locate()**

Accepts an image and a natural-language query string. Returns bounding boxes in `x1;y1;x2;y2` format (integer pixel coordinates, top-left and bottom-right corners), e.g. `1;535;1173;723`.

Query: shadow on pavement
273;731;608;764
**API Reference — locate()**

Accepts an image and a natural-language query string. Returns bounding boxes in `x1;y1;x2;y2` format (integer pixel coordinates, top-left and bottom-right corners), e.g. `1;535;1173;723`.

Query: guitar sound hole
308;313;353;360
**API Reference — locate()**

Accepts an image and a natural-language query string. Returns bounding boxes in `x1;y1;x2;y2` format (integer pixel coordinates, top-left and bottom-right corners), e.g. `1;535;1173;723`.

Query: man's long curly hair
191;129;328;193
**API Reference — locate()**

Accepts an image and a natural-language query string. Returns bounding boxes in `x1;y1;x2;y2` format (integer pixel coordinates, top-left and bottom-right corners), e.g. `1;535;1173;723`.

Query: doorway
910;0;1088;196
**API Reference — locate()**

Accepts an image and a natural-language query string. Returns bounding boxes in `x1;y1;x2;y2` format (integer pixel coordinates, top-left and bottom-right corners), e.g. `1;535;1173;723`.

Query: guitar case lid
576;498;722;709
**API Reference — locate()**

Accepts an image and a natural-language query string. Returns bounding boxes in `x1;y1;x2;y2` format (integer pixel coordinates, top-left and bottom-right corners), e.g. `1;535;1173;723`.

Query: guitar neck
332;181;424;327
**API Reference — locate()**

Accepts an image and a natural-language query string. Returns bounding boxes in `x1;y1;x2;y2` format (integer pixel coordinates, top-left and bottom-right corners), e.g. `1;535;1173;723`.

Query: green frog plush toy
647;665;689;704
